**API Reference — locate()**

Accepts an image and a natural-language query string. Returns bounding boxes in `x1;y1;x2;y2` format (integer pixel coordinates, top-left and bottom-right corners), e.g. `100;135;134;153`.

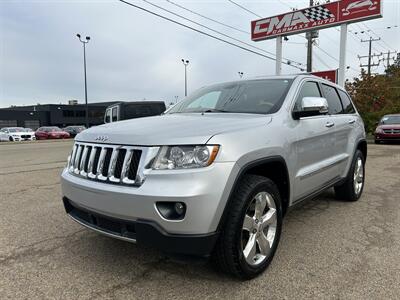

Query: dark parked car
35;127;70;140
63;126;86;137
104;101;166;123
374;114;400;143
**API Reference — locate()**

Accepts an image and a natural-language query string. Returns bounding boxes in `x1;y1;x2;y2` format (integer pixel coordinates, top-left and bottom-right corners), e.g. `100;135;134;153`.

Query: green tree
345;59;400;133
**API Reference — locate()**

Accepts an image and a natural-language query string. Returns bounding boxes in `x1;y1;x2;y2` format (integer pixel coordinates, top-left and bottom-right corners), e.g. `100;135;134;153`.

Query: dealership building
0;101;120;129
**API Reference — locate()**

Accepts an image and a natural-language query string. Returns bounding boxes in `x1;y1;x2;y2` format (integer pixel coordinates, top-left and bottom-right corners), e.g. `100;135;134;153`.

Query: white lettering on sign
254;12;311;35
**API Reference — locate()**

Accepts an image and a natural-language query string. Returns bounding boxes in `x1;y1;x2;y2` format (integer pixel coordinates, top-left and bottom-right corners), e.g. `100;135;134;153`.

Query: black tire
213;175;282;279
334;150;365;201
9;136;13;142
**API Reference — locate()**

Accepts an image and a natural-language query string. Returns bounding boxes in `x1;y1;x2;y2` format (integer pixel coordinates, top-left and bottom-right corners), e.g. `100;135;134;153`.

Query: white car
0;127;36;142
0;131;9;142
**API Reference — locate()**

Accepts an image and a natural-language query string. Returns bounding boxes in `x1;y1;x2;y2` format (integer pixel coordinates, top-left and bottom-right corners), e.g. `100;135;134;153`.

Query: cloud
0;0;398;107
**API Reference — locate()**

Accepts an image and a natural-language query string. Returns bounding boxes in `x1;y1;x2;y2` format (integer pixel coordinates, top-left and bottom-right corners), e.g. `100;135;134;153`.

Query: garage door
24;120;40;130
0;120;17;128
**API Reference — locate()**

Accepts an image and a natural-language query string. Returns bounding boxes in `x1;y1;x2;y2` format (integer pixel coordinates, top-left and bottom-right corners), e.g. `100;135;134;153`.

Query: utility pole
380;50;397;69
360;37;380;76
306;0;314;72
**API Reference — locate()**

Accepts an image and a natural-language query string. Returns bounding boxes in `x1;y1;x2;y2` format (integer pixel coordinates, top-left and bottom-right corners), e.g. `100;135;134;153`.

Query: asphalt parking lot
0;140;399;299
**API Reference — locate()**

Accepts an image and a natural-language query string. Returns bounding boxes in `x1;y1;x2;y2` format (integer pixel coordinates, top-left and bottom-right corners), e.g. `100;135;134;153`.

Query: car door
336;88;358;174
320;84;352;176
291;80;338;201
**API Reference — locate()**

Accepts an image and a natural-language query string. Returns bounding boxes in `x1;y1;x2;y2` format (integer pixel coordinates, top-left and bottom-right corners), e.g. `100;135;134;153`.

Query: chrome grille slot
67;142;148;186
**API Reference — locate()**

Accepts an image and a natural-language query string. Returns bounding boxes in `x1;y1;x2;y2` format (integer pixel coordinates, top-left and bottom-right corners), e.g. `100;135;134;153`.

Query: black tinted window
112;107;118;122
321;84;343;115
338;90;355;114
294;81;321;111
105;109;111;123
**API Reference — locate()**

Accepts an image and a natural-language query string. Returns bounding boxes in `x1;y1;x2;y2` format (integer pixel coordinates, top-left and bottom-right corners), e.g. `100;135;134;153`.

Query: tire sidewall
236;179;283;277
351;150;365;201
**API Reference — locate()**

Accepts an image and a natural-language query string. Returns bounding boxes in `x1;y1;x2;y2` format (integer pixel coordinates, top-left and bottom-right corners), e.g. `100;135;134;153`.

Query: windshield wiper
201;109;229;113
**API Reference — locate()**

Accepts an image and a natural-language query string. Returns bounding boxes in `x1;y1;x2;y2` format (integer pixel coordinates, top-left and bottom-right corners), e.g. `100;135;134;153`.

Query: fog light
174;202;185;215
156;202;186;220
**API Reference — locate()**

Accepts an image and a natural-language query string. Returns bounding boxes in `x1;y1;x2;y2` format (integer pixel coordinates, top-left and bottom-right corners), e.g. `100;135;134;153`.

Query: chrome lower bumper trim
68;213;137;244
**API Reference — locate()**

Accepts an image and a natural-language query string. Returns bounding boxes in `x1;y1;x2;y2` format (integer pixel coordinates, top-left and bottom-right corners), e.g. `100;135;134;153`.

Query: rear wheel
213;175;282;279
334;150;365;201
9;136;13;142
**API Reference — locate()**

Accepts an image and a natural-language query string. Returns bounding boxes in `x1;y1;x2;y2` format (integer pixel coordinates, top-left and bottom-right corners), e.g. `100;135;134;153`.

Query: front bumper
61;161;236;254
375;133;400;141
63;197;218;256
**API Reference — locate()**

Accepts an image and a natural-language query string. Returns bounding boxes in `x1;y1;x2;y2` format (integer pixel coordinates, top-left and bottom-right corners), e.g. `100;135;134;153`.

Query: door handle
325;122;335;128
348;119;356;124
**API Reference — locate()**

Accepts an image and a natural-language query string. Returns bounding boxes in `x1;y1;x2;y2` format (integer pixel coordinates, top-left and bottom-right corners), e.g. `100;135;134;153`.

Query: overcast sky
0;0;399;107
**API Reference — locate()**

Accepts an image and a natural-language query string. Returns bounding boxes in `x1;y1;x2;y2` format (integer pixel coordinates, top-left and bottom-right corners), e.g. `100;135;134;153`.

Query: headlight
152;145;219;170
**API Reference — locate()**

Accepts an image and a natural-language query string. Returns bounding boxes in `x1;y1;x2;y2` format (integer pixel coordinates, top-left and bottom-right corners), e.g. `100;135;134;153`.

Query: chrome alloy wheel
353;157;364;196
241;191;277;266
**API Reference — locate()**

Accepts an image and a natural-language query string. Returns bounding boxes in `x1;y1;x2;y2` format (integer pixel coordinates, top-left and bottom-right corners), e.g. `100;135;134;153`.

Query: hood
76;113;271;145
378;124;400;130
10;131;32;136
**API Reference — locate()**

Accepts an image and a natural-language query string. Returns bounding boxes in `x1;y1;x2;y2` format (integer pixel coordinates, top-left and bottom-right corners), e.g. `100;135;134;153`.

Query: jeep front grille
67;142;146;185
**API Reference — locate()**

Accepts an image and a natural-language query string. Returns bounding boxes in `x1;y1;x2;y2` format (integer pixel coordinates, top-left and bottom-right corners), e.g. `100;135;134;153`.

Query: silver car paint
61;75;366;235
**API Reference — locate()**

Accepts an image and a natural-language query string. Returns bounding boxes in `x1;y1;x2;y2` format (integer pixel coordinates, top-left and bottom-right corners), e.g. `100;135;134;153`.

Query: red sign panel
311;70;338;83
251;0;382;41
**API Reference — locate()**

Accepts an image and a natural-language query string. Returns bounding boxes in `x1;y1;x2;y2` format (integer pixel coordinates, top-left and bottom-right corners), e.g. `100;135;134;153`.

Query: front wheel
334;150;365;201
213;175;282;279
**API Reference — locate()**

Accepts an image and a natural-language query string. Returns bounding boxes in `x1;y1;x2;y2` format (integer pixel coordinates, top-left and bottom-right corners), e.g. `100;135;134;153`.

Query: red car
35;126;70;140
374;114;400;144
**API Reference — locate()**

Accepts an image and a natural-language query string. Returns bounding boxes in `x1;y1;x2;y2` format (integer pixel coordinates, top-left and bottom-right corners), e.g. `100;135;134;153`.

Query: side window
321;84;343;115
112;107;118;122
294;81;321;111
105;109;111;123
338;90;356;114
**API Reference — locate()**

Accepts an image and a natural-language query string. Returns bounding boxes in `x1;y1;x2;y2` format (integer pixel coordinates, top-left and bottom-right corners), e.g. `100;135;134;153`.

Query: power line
165;0;249;35
227;0;262;18
140;0;305;68
117;0;303;70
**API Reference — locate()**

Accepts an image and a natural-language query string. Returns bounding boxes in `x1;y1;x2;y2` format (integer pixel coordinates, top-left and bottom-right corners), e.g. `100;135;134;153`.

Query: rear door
292;80;337;200
336;88;358;174
320;84;351;176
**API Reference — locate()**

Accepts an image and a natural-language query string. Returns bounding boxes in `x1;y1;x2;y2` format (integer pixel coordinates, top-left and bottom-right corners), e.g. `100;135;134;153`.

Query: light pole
238;72;244;78
181;59;189;97
76;33;90;128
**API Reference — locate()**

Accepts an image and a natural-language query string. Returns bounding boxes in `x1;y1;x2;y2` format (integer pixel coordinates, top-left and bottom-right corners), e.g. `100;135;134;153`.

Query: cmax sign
251;0;382;41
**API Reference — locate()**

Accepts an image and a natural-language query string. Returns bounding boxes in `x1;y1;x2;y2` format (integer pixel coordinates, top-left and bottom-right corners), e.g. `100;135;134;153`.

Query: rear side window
294;81;321;111
338;90;356;114
321;84;343;115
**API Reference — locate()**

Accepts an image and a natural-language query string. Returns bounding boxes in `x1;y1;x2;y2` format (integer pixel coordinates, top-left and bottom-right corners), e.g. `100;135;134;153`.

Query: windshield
8;128;25;133
167;79;293;115
380;116;400;125
45;127;62;132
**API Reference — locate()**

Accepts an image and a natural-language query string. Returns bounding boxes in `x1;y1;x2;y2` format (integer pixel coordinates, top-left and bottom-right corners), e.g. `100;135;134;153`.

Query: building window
75;110;85;117
63;110;74;117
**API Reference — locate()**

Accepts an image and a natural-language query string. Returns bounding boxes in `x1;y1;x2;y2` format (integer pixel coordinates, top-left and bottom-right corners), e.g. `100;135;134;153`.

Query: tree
345;60;400;133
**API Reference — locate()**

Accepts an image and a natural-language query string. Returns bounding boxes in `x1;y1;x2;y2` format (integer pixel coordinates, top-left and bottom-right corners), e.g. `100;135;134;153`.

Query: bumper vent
68;142;144;185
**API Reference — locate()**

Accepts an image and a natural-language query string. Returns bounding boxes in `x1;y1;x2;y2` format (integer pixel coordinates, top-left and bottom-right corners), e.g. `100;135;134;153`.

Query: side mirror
293;97;329;119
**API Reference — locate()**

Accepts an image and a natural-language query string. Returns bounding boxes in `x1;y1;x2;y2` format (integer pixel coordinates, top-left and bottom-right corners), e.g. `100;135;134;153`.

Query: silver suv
61;75;367;279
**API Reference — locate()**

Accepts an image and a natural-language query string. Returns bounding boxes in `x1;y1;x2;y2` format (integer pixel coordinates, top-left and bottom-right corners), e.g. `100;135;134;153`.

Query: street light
76;33;90;128
238;72;244;78
181;59;189;97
